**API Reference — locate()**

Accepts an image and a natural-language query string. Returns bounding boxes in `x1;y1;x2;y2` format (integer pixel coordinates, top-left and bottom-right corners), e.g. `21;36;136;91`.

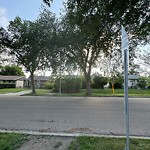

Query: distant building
128;74;139;88
24;76;49;88
0;75;25;88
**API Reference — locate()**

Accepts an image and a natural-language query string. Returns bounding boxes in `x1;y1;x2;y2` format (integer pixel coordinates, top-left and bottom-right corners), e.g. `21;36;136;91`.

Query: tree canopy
0;65;24;76
7;9;58;93
60;0;149;95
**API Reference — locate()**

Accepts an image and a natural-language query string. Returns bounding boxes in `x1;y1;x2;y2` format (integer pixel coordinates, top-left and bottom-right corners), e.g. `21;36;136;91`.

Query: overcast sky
0;0;63;28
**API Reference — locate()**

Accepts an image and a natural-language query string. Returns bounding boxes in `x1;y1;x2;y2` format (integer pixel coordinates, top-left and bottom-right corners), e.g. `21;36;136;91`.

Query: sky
0;0;64;28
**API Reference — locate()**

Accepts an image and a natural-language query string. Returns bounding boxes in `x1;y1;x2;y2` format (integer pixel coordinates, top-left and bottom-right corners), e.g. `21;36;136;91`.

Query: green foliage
6;9;58;93
0;82;16;89
114;76;123;89
43;0;52;6
109;75;123;89
0;88;27;94
69;136;150;150
92;75;108;89
0;65;24;76
137;77;147;89
0;27;12;52
0;133;26;150
44;81;54;89
24;89;50;96
54;76;82;93
65;0;149;95
66;1;149;43
53;89;150;97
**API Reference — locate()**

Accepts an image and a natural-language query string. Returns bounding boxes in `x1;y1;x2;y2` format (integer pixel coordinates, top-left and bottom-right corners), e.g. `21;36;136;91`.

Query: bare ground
17;135;75;150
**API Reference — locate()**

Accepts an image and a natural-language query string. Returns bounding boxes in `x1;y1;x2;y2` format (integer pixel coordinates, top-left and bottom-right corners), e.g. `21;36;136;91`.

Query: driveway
0;90;31;96
0;96;150;137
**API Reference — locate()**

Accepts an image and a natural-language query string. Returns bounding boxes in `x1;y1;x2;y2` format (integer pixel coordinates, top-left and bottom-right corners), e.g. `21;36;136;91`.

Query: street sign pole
124;49;129;150
121;25;129;150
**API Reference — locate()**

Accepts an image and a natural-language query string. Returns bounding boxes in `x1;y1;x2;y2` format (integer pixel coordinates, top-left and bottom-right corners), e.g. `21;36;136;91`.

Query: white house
0;75;25;88
128;74;139;88
24;76;49;88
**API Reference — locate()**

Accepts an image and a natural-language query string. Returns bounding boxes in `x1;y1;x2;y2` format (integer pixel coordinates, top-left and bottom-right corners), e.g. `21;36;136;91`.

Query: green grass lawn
0;133;26;150
53;89;150;97
3;88;149;97
0;133;150;150
68;136;150;150
0;88;29;94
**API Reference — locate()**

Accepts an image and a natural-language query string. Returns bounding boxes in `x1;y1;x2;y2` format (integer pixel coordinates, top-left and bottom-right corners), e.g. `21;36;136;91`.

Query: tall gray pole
59;68;62;94
124;49;129;150
59;52;62;94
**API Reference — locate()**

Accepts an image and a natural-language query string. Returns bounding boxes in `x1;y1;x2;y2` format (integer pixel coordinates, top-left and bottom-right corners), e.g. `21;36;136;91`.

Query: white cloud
0;7;9;28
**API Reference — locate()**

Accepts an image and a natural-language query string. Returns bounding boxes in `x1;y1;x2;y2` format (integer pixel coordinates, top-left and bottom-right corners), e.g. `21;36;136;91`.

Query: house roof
26;76;49;81
128;75;139;80
0;75;25;81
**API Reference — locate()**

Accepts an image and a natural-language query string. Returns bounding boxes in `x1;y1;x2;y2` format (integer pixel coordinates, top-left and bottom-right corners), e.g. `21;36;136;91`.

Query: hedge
0;82;16;89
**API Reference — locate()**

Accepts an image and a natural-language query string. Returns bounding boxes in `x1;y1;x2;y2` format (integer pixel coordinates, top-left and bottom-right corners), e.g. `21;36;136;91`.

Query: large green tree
0;65;24;76
61;4;119;95
60;0;149;95
7;10;58;93
0;28;12;53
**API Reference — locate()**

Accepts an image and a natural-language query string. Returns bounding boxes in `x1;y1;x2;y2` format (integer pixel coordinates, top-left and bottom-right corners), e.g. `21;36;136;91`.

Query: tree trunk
86;79;91;96
84;73;92;96
30;72;36;94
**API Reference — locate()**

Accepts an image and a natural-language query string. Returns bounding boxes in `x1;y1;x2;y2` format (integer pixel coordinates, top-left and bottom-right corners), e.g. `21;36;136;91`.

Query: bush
44;81;54;89
53;76;82;93
109;75;123;89
137;77;147;89
0;82;16;89
92;76;108;89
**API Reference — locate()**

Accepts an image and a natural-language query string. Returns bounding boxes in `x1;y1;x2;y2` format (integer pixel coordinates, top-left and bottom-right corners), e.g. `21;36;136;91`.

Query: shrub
53;76;82;93
109;75;123;89
137;77;147;89
44;81;54;89
0;82;16;89
92;76;108;89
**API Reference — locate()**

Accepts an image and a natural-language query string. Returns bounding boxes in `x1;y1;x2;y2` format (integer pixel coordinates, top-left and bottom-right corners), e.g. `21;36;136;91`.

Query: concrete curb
0;130;150;140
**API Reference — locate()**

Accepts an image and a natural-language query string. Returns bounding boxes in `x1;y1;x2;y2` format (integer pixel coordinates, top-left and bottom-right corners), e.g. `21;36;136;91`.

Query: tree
61;0;149;95
0;65;24;76
138;48;150;76
61;3;120;95
43;0;52;6
0;28;12;53
7;10;58;93
137;77;147;89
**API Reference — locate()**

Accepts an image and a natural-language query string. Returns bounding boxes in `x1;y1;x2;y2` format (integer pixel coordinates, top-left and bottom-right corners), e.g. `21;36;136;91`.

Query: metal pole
59;52;62;94
124;49;129;150
59;68;62;94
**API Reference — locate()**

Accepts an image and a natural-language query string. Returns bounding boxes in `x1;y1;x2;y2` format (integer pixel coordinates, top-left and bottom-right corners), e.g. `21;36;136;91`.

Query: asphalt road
0;96;150;137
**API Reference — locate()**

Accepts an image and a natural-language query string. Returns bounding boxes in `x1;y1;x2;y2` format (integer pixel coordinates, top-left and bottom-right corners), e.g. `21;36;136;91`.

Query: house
24;76;49;88
0;75;25;88
128;74;139;88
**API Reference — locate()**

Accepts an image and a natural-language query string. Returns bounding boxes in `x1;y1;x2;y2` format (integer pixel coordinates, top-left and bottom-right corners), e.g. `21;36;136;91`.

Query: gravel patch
17;135;75;150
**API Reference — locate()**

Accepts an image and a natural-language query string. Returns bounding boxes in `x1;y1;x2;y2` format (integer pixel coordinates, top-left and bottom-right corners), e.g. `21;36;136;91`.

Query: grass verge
68;136;150;150
0;88;29;94
52;89;150;97
0;133;26;150
24;89;50;96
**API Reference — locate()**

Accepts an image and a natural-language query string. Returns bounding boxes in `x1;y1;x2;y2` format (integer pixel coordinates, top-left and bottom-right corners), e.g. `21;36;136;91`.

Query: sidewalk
0;90;32;96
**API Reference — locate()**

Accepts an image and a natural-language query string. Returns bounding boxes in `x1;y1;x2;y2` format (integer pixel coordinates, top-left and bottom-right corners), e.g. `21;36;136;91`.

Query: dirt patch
66;128;92;133
17;135;75;150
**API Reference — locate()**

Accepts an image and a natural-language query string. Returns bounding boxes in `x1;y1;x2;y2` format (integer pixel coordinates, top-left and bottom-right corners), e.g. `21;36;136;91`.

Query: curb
0;130;150;140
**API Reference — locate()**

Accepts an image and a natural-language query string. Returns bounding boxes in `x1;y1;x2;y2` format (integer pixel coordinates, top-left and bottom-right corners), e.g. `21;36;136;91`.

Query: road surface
0;96;150;137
